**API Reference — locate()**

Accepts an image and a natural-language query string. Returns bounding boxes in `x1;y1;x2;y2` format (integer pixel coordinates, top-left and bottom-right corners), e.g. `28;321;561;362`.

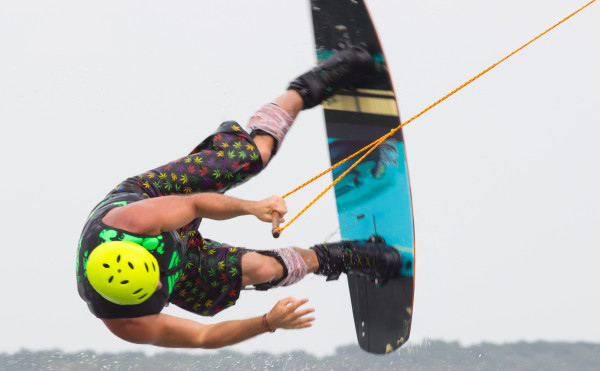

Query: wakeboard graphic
309;0;415;354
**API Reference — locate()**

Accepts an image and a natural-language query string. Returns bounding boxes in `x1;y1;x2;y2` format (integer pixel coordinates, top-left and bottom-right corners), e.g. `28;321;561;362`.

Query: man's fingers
296;314;315;323
279;297;295;306
290;315;315;329
294;308;315;317
288;298;309;311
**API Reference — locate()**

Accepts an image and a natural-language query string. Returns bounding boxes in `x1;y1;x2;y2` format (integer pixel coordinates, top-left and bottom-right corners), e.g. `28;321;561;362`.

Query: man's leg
248;45;374;165
241;248;318;287
118;45;373;197
171;238;401;316
122;90;303;198
241;240;403;289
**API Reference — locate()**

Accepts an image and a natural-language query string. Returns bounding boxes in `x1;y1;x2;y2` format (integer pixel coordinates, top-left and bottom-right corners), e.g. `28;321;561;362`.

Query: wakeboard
309;0;415;354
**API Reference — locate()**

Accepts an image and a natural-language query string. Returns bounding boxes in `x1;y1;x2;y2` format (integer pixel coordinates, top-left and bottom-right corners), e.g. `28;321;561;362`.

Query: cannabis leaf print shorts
114;121;264;197
170;238;247;316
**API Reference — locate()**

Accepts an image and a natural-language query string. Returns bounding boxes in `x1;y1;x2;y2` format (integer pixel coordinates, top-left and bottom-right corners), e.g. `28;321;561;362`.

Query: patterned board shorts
115;121;266;317
169;238;248;317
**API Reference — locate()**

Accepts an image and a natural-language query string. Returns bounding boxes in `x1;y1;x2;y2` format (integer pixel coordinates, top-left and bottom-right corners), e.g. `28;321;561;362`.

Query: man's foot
288;44;375;110
311;238;402;285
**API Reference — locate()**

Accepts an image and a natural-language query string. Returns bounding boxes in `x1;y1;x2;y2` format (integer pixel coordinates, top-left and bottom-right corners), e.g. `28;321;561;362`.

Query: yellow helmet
86;241;160;305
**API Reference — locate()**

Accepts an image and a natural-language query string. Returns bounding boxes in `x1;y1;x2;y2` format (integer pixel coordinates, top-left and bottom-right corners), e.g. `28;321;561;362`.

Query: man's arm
102;193;287;236
102;297;314;349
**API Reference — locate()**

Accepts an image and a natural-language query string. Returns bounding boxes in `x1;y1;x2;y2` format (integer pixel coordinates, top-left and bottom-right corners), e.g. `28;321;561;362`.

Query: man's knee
241;252;284;287
251;134;276;166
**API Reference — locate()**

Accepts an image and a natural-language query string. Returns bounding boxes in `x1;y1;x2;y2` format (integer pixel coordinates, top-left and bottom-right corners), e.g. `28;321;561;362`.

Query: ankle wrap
247;103;293;153
253;248;307;290
277;248;308;286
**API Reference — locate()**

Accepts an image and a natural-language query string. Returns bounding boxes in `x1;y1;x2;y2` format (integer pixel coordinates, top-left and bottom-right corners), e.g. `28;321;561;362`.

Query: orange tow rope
273;0;597;236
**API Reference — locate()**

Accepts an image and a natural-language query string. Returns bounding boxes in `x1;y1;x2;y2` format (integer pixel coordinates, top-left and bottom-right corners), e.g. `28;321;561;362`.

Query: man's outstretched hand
266;297;315;330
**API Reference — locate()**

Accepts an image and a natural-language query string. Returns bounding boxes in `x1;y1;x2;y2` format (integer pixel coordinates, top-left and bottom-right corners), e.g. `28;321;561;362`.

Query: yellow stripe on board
322;95;399;117
355;88;396;97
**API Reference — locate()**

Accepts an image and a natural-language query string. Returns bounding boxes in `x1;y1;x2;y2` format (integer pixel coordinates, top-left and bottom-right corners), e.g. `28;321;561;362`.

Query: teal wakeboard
309;0;415;354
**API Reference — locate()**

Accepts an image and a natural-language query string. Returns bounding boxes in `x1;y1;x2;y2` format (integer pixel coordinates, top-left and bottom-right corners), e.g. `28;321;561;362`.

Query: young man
76;45;403;349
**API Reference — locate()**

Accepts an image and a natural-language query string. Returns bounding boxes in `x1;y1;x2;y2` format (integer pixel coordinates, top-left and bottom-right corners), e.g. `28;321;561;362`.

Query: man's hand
251;195;287;223
266;297;315;330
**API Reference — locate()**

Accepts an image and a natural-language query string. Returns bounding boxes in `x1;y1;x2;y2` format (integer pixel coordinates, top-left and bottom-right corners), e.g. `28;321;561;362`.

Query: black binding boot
311;237;402;285
288;44;375;110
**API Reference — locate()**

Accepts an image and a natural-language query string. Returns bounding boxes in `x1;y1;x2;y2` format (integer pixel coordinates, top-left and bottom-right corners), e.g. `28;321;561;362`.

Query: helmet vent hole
103;264;110;268
133;288;142;295
108;276;114;283
128;262;134;269
152;262;156;272
120;280;129;285
116;255;121;263
138;293;148;300
144;263;149;272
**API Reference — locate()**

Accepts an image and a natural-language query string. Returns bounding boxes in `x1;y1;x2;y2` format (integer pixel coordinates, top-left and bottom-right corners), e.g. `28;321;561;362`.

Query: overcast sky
1;0;598;357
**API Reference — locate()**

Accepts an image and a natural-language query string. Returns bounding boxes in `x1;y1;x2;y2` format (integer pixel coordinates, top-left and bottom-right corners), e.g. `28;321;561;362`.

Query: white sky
1;0;598;357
